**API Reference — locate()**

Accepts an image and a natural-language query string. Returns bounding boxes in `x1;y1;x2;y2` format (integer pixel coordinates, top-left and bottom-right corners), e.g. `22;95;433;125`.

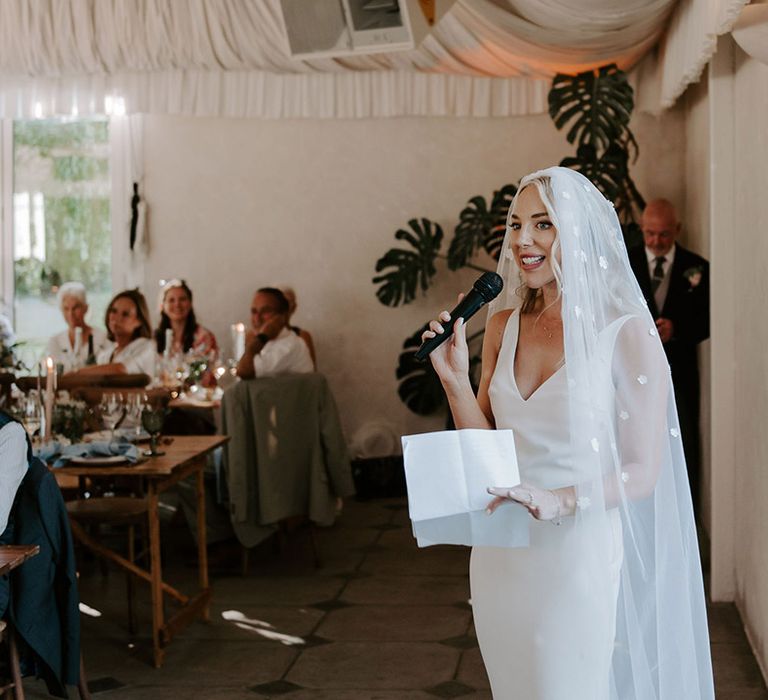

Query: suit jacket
221;373;355;548
628;244;710;392
0;411;81;698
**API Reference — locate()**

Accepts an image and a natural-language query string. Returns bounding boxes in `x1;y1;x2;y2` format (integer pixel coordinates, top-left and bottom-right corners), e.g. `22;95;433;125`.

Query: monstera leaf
373;218;443;307
449;183;518;269
395;325;447;415
483;184;517;262
622;221;643;250
549;64;636;157
561;142;644;224
449;195;493;270
396;324;488;416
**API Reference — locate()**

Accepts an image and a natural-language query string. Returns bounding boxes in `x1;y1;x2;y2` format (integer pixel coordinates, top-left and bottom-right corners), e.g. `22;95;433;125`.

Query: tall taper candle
43;356;54;441
232;323;245;361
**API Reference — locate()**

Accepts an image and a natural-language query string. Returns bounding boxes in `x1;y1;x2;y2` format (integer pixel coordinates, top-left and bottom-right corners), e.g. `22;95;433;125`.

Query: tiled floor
21;498;768;698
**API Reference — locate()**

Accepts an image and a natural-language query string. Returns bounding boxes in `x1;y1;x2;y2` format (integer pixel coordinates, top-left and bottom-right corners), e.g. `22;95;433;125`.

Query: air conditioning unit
277;0;456;59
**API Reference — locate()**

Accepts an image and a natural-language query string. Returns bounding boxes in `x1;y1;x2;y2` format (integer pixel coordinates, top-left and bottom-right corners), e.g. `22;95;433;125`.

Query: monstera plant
374;64;645;416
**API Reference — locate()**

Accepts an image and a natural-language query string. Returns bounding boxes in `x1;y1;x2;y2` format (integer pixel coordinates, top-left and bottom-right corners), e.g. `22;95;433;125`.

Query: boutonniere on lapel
684;266;703;290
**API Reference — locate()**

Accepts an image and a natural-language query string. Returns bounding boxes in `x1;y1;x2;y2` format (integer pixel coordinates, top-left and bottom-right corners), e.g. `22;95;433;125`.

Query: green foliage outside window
41;196;111;290
13;120;108;153
53;156;109;182
13;118;111;300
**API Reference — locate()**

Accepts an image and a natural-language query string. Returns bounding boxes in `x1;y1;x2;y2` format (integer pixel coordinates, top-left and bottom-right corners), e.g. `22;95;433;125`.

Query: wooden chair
0;619;92;699
0;619;24;699
66;497;148;635
13;373;151;395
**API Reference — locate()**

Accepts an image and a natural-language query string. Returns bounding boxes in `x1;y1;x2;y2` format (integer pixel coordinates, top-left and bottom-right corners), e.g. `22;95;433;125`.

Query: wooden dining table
0;545;40;575
53;434;229;668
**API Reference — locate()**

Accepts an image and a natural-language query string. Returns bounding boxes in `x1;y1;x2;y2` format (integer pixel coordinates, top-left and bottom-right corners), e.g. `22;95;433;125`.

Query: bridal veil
487;166;714;699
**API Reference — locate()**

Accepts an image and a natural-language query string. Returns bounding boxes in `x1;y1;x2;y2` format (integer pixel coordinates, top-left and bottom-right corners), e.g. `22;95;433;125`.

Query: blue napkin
36;440;140;468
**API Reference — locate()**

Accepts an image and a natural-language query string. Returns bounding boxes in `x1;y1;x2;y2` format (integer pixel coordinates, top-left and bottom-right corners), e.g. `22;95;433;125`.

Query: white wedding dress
470;309;624;700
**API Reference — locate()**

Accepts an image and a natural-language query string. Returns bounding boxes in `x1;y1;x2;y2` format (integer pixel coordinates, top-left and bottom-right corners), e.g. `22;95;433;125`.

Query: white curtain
109;114;146;292
654;0;748;108
0;0;750;117
0;0;677;76
0;0;673;118
0;70;554;119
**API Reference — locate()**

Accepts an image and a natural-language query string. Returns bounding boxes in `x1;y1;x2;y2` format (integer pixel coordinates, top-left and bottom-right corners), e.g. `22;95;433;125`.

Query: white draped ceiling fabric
0;0;749;119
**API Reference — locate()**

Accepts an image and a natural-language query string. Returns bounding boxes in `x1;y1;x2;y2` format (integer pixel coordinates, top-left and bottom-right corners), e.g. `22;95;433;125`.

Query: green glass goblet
141;407;166;457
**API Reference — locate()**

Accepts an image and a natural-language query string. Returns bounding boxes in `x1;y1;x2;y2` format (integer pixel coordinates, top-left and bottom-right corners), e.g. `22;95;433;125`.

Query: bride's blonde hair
512;177;563;316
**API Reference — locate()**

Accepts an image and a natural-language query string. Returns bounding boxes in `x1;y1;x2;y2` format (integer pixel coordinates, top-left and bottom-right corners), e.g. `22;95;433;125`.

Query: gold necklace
539;317;562;340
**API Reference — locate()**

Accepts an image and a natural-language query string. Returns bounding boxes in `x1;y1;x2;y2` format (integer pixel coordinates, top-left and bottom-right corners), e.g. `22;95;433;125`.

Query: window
1;118;111;366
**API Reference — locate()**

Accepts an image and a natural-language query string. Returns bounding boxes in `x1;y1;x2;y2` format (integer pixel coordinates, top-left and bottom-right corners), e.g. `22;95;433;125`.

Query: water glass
125;392;147;439
100;392;124;443
22;395;42;442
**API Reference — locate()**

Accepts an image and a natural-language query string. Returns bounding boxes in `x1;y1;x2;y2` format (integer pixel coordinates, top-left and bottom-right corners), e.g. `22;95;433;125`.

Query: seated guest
45;281;108;369
75;289;156;377
282;286;317;369
236;288;313;379
154;279;219;359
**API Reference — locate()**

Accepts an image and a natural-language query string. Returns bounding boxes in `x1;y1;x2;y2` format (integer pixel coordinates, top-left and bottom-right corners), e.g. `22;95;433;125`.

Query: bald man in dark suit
628;199;709;513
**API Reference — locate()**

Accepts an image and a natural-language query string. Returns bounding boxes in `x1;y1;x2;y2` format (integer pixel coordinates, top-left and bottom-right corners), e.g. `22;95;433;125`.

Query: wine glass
100;392;124;444
125;392;147;439
141;403;166;457
22;395;41;444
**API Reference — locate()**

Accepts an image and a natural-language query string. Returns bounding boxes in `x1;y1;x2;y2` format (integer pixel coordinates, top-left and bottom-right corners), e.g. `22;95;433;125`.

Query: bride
422;167;713;699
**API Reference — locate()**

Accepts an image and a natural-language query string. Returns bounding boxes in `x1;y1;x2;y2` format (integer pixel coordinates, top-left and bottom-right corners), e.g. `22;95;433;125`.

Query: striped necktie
651;256;666;293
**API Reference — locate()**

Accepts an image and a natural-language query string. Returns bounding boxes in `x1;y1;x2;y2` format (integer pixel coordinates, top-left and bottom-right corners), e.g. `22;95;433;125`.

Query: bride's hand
485;485;561;521
421;293;469;385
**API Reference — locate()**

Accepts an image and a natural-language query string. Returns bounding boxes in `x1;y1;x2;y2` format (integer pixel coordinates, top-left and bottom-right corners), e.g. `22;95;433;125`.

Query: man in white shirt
235;288;313;379
191;288;312;559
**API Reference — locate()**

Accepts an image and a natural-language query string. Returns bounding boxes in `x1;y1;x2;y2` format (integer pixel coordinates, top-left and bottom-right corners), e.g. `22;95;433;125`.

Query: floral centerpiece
0;340;25;372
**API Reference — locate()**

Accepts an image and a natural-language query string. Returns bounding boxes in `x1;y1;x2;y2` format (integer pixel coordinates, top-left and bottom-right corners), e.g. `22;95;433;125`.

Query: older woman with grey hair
45;281;108;369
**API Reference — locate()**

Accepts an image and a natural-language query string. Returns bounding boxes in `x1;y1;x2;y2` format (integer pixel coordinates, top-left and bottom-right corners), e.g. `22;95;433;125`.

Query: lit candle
231;323;245;361
43;356;55;441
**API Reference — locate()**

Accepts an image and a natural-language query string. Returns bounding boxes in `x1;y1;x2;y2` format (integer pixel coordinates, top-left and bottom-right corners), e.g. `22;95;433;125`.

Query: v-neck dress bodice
488;310;576;490
470;309;625;700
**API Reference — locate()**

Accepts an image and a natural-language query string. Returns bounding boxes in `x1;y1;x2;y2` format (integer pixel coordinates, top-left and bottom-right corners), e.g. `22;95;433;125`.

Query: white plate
70;455;129;466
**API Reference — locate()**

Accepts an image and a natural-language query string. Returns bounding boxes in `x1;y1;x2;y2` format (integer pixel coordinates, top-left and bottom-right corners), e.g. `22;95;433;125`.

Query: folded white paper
402;429;529;548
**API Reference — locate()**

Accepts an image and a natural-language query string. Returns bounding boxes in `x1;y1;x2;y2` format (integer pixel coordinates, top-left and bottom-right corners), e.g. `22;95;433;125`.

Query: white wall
686;35;768;675
138;109;684;449
683;73;713;531
731;47;768;671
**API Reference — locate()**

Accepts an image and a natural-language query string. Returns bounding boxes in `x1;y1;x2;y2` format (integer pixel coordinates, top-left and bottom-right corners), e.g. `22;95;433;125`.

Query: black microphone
414;272;504;361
